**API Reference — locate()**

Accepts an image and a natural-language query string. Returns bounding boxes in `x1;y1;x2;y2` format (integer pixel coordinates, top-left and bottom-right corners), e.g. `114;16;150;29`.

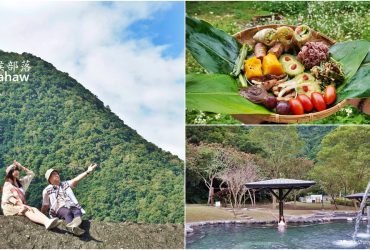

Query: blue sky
0;2;185;159
124;2;184;58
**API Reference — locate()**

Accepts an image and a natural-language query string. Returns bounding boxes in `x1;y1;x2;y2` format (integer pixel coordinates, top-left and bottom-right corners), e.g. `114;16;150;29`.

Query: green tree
186;143;230;205
248;126;305;208
311;126;370;208
285;157;314;206
310;164;343;209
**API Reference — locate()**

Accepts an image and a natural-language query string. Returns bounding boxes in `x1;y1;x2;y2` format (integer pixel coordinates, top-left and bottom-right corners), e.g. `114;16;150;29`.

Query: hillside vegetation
0;50;184;224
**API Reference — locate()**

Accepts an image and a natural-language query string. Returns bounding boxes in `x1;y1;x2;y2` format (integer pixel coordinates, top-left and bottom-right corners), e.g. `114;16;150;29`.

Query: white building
304;195;323;203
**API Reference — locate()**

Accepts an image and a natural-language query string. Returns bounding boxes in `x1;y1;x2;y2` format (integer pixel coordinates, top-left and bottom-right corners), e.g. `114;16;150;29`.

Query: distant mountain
0;50;183;224
297;126;336;160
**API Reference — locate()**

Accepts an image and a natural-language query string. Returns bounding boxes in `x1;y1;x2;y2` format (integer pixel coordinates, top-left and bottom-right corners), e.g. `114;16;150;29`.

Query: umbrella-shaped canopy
245;178;316;221
345;193;370;214
245;178;316;189
345;193;370;201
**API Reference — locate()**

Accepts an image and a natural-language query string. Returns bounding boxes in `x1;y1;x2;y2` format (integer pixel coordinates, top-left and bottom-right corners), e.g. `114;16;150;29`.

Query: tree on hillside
186;126;254;151
297;126;335;160
248;126;304;208
311;126;370;208
310;164;342;209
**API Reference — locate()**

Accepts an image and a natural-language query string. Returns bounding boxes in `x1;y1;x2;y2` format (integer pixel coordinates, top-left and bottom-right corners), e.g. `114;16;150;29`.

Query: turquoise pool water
187;222;370;249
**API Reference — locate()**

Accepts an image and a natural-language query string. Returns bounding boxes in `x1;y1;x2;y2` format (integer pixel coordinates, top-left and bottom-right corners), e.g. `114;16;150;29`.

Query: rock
0;216;183;249
185;225;193;233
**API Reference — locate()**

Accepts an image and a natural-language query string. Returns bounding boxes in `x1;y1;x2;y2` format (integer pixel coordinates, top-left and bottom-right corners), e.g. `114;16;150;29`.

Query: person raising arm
41;164;97;236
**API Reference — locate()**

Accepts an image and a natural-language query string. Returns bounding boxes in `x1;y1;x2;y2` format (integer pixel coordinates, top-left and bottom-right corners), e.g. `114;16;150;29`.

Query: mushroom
250;74;288;90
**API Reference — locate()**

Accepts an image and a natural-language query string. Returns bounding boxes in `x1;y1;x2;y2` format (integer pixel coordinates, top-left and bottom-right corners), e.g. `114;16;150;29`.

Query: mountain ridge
0;50;184;224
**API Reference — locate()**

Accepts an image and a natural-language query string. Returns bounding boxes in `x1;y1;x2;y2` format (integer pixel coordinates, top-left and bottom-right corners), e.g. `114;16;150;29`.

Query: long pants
56;206;82;224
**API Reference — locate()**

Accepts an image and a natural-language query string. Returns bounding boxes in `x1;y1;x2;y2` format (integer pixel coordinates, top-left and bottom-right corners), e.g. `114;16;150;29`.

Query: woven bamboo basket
232;24;348;124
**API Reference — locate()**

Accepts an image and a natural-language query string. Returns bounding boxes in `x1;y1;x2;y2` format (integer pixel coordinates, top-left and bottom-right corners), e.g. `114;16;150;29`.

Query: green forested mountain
186;126;335;159
0;50;184;224
297;126;335;160
186;125;355;203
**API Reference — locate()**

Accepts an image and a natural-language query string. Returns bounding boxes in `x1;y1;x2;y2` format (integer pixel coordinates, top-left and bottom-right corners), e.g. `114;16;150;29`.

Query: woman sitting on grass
1;160;61;230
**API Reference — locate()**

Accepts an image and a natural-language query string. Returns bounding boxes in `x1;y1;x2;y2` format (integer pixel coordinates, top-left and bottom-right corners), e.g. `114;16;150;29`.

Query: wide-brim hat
45;168;59;183
5;164;16;175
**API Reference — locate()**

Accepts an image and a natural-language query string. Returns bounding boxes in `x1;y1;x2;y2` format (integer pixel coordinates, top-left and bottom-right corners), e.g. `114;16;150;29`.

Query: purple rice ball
297;42;329;69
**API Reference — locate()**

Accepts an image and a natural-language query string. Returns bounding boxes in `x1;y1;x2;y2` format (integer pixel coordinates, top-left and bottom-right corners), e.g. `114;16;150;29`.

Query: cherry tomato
297;94;313;112
324;85;336;105
311;92;326;111
289;98;304;115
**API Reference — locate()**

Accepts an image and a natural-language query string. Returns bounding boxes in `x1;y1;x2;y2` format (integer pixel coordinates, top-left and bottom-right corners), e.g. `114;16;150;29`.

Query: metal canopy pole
356;198;363;214
362;202;368;215
279;189;283;219
268;188;294;219
361;199;366;215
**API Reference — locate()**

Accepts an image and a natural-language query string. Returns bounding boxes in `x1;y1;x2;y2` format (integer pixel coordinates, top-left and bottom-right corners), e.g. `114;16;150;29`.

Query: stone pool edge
186;215;364;234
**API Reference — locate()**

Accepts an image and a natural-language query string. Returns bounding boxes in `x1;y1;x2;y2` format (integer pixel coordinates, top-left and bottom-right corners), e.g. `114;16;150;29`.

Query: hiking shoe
67;216;82;227
66;225;85;236
45;218;60;230
57;219;66;228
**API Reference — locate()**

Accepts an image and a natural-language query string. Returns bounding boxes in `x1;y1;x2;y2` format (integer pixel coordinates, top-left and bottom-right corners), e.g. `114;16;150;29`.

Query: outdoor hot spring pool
186;221;370;249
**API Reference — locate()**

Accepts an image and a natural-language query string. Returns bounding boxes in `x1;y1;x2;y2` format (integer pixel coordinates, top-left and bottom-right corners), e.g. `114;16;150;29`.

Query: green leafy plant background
186;1;370;124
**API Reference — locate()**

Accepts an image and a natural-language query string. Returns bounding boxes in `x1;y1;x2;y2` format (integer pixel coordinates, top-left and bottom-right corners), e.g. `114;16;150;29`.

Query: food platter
186;16;370;124
232;24;348;123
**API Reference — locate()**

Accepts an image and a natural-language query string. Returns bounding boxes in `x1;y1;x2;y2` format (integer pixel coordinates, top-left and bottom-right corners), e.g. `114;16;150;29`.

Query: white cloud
0;1;185;159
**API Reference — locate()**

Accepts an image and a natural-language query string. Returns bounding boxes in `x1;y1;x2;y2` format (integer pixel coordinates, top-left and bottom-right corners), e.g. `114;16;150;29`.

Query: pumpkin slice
262;53;285;75
244;56;263;79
